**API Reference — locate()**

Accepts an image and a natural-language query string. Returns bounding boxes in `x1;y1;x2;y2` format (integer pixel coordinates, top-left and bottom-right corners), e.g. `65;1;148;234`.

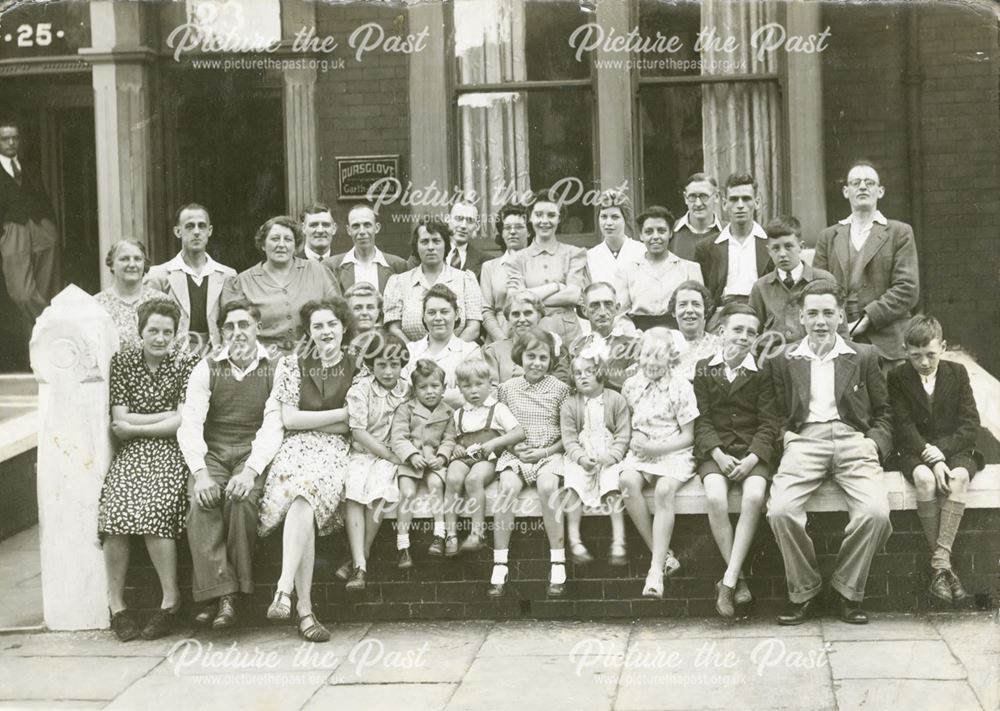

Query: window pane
454;0;591;85
458;90;594;233
637;0;702;78
639;86;704;215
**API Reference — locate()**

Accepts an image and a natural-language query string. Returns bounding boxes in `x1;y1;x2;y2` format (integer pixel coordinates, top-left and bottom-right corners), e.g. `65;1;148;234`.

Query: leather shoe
734;578;753;606
715;580;736;618
212;594;238;630
928;569;953;603
397;548;413;569
946;569;969;602
110;609;141;642
776;596;822;626
547;562;566;597
487;564;508;598
832;593;868;624
141;607;180;640
193;601;217;627
345;566;367;591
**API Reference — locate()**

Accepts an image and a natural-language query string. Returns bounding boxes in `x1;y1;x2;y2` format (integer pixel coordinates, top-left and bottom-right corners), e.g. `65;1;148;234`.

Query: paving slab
614;636;835;710
0;655;161;701
0;630;192;658
447;655;617;711
477;621;630;657
304;683;456;711
632;617;823;639
833;678;983;711
820;614;941;641
104;669;325;711
933;613;1000;711
827;640;966;680
0;702;105;710
329;621;488;685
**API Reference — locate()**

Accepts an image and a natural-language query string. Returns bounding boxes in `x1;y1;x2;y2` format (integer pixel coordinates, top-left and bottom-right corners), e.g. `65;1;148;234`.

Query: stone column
594;0;635;199
29;285;119;630
81;1;156;289
408;1;449;215
283;67;319;217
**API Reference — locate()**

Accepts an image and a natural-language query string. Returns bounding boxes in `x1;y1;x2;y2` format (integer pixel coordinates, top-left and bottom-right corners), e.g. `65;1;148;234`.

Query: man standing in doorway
146;203;236;353
813;161;919;365
323;204;407;294
298;202;336;262
0;117;60;323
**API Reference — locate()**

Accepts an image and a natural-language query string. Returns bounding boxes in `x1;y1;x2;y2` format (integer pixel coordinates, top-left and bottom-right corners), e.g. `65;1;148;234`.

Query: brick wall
822;2;1000;376
314;3;413;257
123;510;998;622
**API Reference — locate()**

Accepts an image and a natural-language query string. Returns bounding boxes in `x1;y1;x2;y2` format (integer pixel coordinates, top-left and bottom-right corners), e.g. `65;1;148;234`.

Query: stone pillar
30;286;119;630
81;1;156;290
408;1;449;215
594;0;635;200
283;67;319;217
785;2;827;244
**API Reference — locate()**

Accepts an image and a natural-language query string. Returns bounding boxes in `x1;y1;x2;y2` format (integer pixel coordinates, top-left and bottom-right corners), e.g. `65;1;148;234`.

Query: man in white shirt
672;172;723;261
695;173;773;307
0;117;60;323
297;202;336;262
145;203;236;353
323;204;407;293
813;161;919;363
587;189;645;285
764;280;892;626
178;299;283;630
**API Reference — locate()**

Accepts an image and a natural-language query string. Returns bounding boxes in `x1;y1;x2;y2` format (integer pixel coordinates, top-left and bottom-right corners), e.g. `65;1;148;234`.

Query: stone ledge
387;465;1000;519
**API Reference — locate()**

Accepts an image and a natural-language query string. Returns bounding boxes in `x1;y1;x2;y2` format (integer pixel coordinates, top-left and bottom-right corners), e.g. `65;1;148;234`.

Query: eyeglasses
684;193;715;204
847;179;879;189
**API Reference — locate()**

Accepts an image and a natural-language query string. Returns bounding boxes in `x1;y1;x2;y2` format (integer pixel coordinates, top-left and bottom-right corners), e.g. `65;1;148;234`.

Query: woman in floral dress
98;300;196;642
258;297;357;642
94;239;169;349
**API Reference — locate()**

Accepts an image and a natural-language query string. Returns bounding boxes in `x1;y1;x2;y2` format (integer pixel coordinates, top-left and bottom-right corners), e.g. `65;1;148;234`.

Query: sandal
297;613;331;643
569;542;594;566
642;568;664;599
267;589;293;620
608;542;628;567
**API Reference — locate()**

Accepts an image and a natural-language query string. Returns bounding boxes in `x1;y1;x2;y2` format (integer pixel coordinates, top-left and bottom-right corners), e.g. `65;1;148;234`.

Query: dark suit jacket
322;250;408;294
765;340;893;460
694;232;773;305
0;161;56;226
693;357;779;465
406;241;488;280
813;219;919;361
887;360;980;464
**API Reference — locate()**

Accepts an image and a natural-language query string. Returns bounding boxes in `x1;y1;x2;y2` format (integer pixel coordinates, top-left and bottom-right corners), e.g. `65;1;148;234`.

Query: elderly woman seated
482;290;571;387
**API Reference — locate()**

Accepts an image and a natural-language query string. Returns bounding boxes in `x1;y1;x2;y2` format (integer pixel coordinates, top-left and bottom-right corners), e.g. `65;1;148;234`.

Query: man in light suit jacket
813;161;919;363
145;203;236;353
323;204;408;294
695;172;773;308
765;280;892;627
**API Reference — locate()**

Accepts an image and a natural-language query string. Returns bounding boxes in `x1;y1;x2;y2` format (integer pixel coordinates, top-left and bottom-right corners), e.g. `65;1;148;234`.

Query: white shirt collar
0;154;18;177
342;246;390;267
675;212;723;233
213;342;270;365
462;394;498;412
791;335;856;362
778;263;805;282
708;349;758;372
714;221;768;244
304;245;332;261
838;210;888;226
164;252;225;278
410;265;460;289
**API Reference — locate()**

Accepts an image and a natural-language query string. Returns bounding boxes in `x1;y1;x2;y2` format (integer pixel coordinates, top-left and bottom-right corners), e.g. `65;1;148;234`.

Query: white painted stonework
30;285;119;631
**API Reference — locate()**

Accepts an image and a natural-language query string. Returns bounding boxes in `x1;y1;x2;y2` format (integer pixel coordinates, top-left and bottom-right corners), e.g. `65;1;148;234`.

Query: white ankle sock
494;548;509;564
550;549;566;584
433;522;446;538
396;533;410;550
491;549;509;584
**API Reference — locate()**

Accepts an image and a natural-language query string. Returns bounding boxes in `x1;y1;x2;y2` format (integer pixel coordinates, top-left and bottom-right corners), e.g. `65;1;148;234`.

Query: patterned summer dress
344;375;411;505
620;371;699;481
495;375;570;484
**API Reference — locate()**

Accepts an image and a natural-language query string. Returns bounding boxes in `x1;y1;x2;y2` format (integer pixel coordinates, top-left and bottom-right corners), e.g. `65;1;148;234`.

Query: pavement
0;526;42;630
0;612;996;711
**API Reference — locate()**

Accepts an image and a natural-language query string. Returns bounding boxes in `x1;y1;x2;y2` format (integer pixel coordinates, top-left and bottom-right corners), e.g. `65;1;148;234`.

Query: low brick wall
123;507;999;623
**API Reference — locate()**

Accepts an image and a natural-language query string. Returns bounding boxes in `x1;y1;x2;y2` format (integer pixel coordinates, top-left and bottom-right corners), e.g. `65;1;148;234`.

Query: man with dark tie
408;200;487;279
0;117;60;323
298;202;336;262
813;161;919;366
145;203;236;352
323;204;408;294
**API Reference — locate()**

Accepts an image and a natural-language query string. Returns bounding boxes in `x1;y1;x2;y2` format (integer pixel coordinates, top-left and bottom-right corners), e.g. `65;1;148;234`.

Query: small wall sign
336;155;399;200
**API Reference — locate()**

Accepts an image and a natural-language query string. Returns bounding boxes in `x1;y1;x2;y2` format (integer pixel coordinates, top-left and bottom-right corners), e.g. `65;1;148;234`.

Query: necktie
11;158;21;186
449;250;462;269
782;274;795;291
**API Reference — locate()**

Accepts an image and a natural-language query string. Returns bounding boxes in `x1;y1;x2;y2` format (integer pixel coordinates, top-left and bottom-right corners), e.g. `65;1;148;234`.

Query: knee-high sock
931;500;966;570
916;499;940;551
